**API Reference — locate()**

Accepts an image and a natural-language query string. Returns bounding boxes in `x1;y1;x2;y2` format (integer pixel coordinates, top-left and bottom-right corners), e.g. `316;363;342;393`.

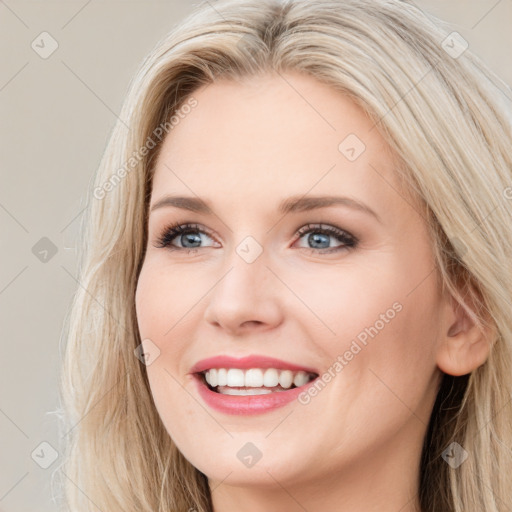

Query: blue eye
154;222;358;254
295;223;357;253
154;223;217;250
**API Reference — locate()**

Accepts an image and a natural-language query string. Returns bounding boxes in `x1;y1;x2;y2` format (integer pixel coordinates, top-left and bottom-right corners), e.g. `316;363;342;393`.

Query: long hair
58;1;512;510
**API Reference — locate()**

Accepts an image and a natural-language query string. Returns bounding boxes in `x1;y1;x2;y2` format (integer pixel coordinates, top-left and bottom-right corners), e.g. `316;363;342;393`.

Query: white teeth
220;388;273;396
203;368;314;390
279;370;293;388
226;368;245;387
263;368;279;387
245;368;264;387
217;368;228;386
293;371;310;387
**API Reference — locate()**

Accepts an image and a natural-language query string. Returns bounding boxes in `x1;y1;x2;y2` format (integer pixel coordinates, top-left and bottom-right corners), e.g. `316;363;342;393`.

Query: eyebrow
150;194;381;222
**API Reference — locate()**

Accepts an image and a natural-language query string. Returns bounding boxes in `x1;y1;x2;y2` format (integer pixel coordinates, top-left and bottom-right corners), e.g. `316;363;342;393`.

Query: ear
436;290;495;376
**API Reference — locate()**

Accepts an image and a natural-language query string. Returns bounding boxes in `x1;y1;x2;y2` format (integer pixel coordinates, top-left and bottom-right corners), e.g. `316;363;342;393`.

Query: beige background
1;1;511;511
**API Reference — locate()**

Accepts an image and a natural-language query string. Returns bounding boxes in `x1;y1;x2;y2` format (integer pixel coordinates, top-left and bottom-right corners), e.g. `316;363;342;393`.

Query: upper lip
190;355;319;375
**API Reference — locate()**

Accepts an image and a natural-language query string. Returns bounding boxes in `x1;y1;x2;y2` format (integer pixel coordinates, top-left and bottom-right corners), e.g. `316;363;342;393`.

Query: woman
59;0;512;511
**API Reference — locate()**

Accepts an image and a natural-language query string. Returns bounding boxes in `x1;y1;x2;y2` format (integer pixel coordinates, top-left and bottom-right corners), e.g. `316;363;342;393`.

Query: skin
135;71;491;512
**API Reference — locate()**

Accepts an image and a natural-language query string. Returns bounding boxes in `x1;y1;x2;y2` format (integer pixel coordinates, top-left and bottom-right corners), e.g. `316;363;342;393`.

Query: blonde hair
58;0;512;510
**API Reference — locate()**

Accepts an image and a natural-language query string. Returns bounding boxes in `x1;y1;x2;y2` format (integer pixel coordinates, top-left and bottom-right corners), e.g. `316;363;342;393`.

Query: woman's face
135;71;448;498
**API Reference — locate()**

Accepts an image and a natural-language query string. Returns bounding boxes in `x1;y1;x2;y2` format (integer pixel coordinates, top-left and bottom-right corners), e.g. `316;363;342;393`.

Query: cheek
135;263;198;441
338;273;441;424
134;263;186;378
135;263;197;394
135;260;180;338
135;263;156;336
305;253;440;397
281;254;409;346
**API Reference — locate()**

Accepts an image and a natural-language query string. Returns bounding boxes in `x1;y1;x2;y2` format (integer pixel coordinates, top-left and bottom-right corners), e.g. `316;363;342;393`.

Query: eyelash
154;222;358;254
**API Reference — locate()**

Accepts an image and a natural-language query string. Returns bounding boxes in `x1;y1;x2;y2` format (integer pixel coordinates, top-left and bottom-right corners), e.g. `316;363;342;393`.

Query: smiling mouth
198;368;319;395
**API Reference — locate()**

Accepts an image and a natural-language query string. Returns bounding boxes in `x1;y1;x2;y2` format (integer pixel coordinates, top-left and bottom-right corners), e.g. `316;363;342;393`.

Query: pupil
309;233;329;249
182;233;201;248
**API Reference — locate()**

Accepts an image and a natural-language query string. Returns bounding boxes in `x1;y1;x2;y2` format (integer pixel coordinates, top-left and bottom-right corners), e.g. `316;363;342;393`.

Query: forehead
150;71;416;219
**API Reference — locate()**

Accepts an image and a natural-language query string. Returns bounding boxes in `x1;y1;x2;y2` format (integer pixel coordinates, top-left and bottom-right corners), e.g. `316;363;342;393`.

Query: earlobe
436;295;495;377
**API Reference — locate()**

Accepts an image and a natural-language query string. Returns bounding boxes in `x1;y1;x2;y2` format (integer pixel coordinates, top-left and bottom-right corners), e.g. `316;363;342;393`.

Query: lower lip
192;373;317;415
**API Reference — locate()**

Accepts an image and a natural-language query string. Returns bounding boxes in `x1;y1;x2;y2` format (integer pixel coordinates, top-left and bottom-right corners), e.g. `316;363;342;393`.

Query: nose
203;250;284;336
